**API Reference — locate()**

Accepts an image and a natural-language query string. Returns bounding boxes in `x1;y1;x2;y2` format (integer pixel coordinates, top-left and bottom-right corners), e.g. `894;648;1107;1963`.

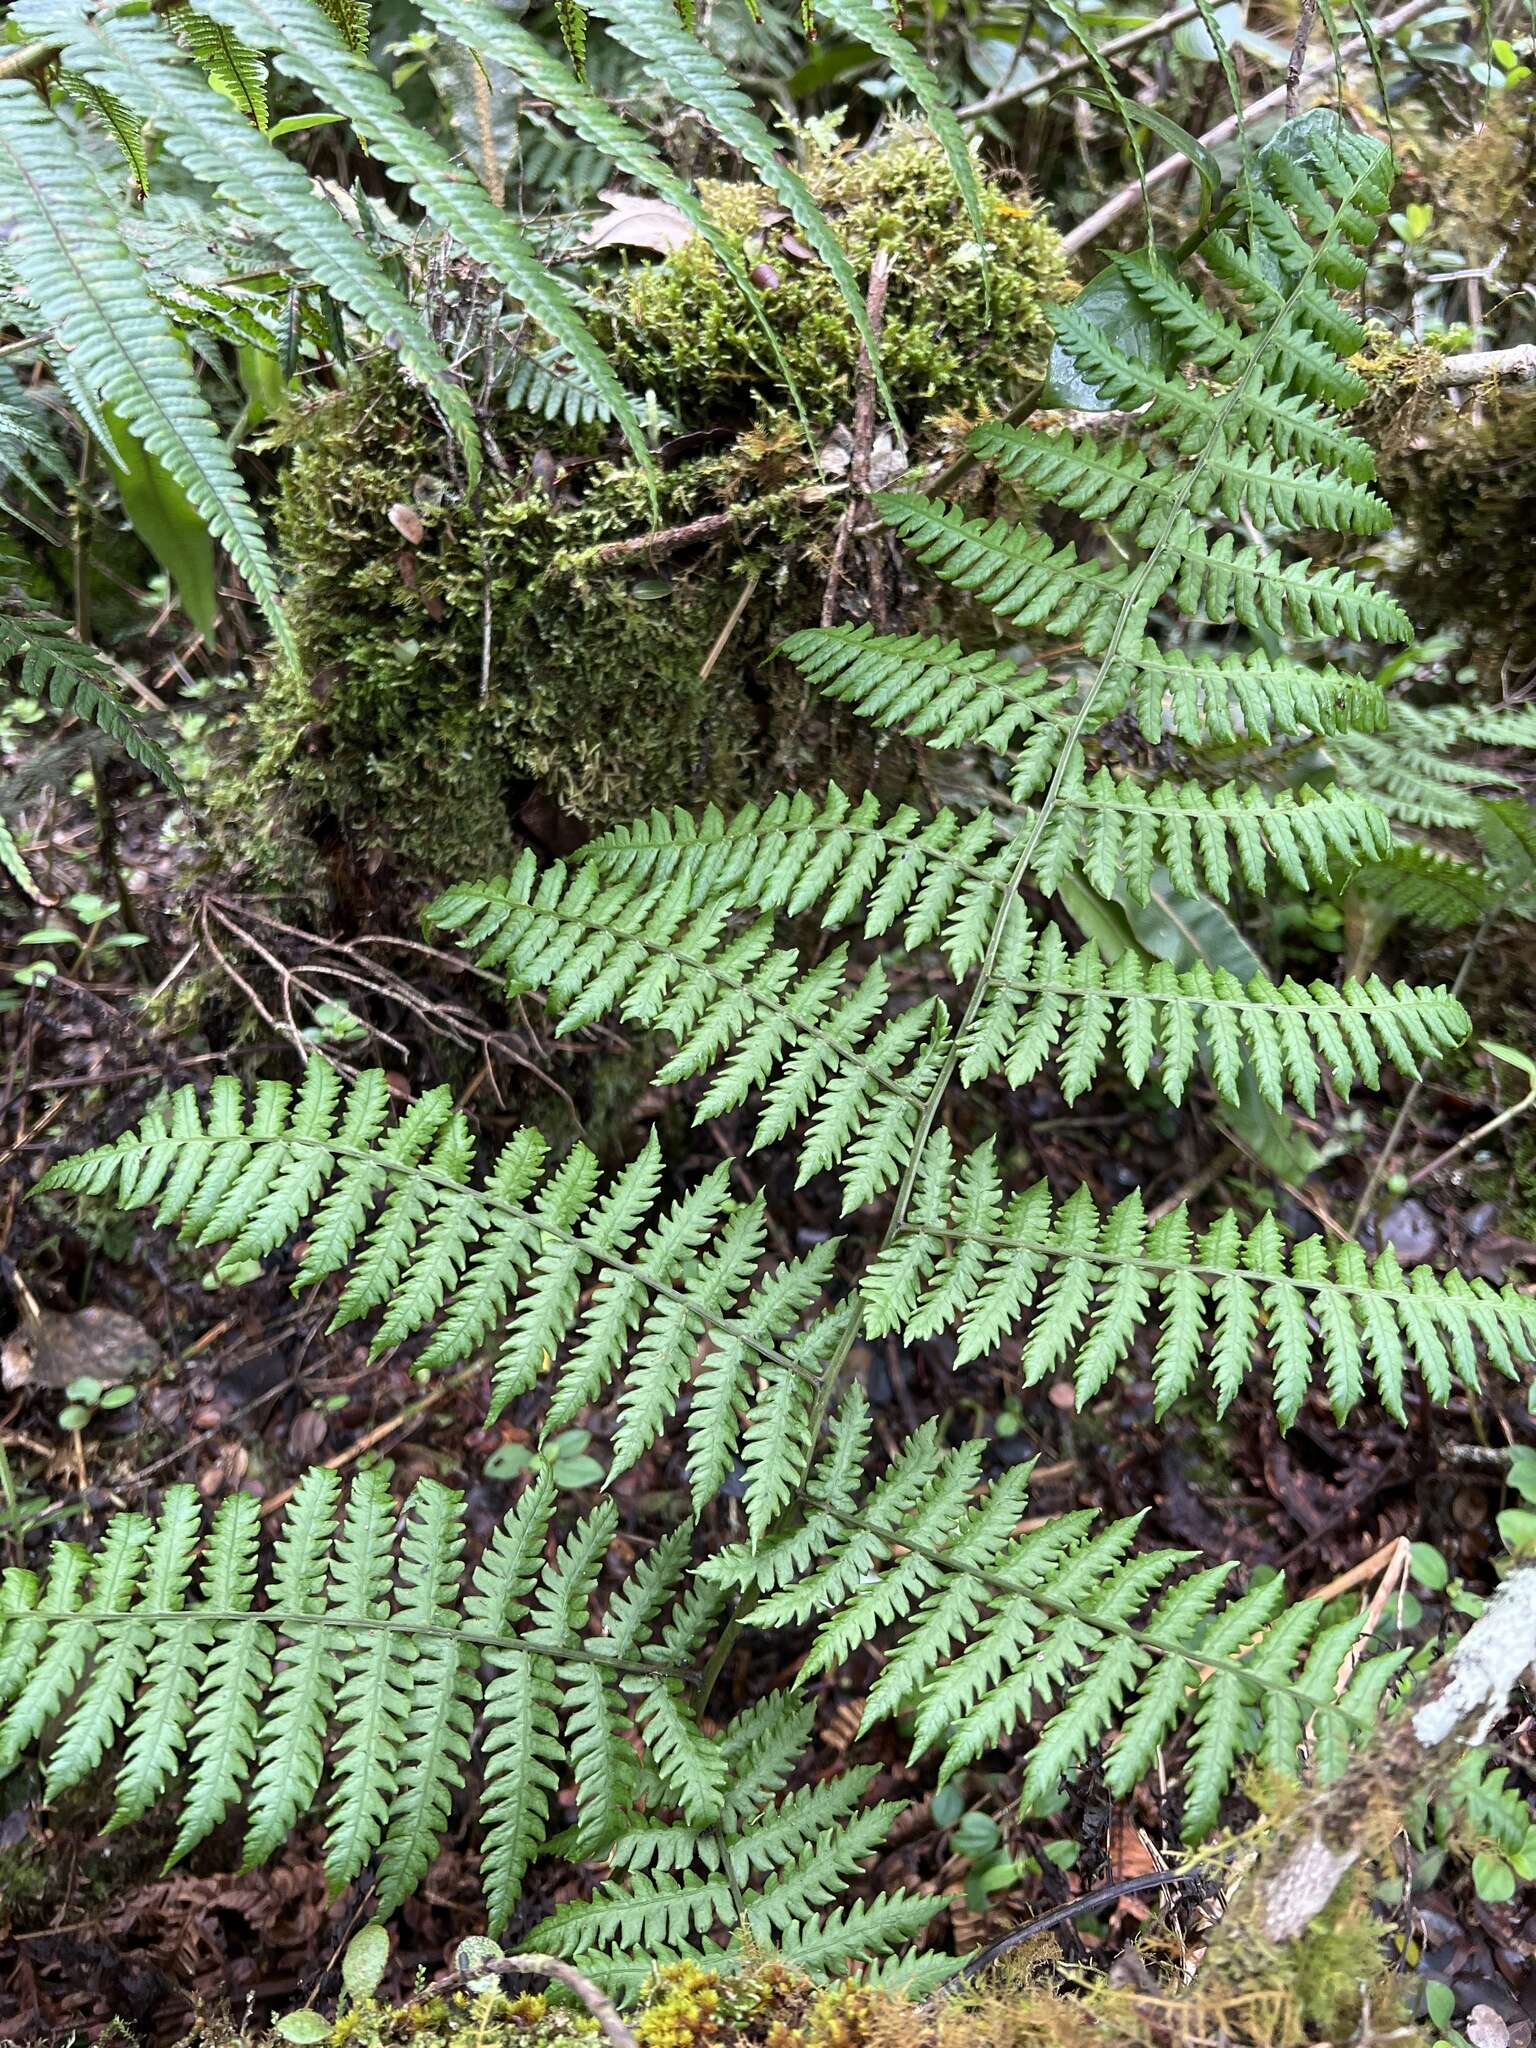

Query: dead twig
413;1954;639;2048
821;251;894;629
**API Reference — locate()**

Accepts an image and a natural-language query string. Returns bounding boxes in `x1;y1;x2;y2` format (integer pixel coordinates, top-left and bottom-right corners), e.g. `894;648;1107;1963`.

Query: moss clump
199;1917;1423;2048
223;131;1070;889
1352;338;1536;688
227;369;822;880
608;129;1071;428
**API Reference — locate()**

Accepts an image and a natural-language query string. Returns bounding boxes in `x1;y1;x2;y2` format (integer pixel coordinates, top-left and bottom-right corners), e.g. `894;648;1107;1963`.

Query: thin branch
414;1955;640;2048
1061;0;1442;254
1422;342;1536;391
958;3;1205;122
1287;0;1322;117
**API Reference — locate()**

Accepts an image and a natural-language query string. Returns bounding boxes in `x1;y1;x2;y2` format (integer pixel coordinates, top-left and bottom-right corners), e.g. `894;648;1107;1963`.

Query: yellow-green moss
607;129;1071;428
219;132;1070;887
191;1896;1426;2048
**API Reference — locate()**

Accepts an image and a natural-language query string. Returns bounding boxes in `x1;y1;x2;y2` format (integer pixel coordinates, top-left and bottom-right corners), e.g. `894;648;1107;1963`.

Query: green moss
1352;341;1536;687
608;129;1071;428
218;132;1070;888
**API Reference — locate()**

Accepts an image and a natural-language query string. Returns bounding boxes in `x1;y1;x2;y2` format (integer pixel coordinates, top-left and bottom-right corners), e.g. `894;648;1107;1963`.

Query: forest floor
2;755;1534;2045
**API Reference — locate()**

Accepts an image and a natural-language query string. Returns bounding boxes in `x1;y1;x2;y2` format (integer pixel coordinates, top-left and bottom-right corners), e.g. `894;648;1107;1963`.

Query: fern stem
12;1605;695;1680
1348;916;1490;1232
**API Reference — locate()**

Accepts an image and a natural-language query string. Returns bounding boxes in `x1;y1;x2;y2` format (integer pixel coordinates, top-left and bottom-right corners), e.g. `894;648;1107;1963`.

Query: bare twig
0;37;63;80
1287;0;1322;117
414;1955;640;2048
958;3;1205;122
822;251;894;628
1421;342;1536;391
1061;0;1443;254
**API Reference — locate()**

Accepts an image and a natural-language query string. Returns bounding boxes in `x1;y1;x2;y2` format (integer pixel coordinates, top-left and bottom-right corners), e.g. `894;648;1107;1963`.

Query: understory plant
6;112;1534;2000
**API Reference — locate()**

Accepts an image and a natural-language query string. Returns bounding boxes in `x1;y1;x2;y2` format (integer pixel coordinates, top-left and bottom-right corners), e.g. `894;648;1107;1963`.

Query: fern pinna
12;119;1525;1988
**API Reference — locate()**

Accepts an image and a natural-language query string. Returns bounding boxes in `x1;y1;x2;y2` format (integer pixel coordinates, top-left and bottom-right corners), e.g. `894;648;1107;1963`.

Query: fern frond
417;0;812;429
1351;846;1503;930
527;1724;937;1992
28;0;480;487
431;862;950;1212
0;1470;698;1923
60;72;150;193
435;839;1466;1129
816;0;985;279
860;1136;1536;1424
715;1386;1407;1840
969;418;1392;539
580;0;895;423
1011;760;1392;901
171;8;270;127
876;488;1412;648
782;620;1385;755
0;603;182;793
38;1065;837;1528
960;908;1468;1108
190;0;654;486
1332;700;1536;831
0;81;293;659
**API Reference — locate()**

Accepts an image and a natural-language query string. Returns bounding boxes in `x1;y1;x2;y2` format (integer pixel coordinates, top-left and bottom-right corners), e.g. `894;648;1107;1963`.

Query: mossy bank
221;133;1070;890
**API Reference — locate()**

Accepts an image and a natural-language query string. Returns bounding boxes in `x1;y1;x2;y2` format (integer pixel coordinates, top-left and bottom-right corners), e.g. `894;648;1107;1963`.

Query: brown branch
821;249;895;628
0;38;63;81
1061;0;1443;254
413;1955;640;2048
1286;0;1321;117
1421;342;1536;391
958;3;1205;122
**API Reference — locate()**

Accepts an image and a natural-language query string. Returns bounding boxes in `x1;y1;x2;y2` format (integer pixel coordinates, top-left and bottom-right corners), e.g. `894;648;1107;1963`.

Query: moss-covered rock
220;131;1070;890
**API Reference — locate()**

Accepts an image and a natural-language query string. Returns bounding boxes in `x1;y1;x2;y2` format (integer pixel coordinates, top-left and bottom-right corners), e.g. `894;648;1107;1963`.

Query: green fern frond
28;0;479;487
860;1136;1536;1424
968;418;1392;540
713;1386;1407;1841
433;839;1466;1139
431;862;950;1212
0;603;182;794
189;0;655;487
1332;700;1536;831
38;1064;838;1530
816;0;986;284
782;621;1385;752
171;8;270;127
876;488;1412;648
1012;760;1392;901
0;1469;698;1923
1351;846;1503;930
581;0;896;424
962;909;1467;1108
528;1729;939;1992
59;72;150;192
0;812;38;897
0;80;293;660
420;0;814;431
